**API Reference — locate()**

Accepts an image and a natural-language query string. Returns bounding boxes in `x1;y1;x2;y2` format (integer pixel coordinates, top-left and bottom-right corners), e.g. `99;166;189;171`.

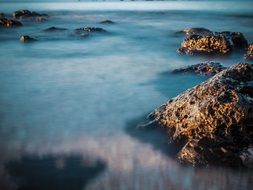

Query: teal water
0;1;252;190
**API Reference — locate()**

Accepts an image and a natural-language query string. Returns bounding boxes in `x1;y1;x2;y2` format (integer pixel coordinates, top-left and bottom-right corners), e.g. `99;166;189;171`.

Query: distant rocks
172;61;226;75
99;20;114;24
43;26;68;32
20;35;36;43
0;17;22;27
245;44;253;61
75;27;107;37
13;10;48;19
177;28;248;55
149;63;253;167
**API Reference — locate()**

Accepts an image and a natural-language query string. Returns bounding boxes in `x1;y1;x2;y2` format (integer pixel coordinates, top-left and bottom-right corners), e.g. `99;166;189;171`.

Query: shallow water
0;1;253;190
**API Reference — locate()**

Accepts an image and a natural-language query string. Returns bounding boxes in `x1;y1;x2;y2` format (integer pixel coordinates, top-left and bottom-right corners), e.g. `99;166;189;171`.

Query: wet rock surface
20;35;36;43
43;26;68;32
245;44;253;61
75;27;107;37
172;61;226;75
0;17;22;27
177;28;248;55
149;63;253;167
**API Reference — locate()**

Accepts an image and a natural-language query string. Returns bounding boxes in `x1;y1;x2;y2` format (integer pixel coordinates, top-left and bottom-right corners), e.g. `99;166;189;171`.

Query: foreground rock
20;35;36;43
178;28;248;55
99;20;114;24
245;44;253;61
43;26;68;32
0;18;22;27
173;61;226;75
149;63;253;167
75;27;107;37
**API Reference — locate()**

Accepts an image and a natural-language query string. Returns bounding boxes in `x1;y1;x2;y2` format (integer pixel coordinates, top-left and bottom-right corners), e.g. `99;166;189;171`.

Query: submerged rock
75;27;107;37
178;28;248;55
99;20;115;24
43;26;68;32
245;44;253;61
0;18;22;27
20;35;36;43
149;63;253;167
172;61;226;75
13;10;48;19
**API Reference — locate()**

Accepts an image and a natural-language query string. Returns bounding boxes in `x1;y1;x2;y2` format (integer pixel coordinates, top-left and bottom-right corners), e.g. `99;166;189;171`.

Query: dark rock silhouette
20;35;36;43
75;27;107;37
99;20;115;24
5;154;106;190
13;10;48;19
0;18;22;27
43;26;68;32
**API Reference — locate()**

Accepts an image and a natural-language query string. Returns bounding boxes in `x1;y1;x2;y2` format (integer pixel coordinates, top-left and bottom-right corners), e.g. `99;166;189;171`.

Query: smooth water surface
0;1;253;190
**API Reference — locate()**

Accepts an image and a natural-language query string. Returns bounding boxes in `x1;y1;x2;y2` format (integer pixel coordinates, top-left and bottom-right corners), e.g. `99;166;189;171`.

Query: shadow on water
125;114;180;158
5;154;106;190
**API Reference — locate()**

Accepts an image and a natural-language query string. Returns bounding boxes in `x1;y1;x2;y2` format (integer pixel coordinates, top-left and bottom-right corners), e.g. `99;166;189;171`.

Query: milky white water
0;1;252;190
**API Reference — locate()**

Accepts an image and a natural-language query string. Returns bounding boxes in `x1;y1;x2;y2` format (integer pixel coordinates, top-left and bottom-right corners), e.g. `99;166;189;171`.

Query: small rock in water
0;18;22;27
20;35;36;43
172;61;226;75
75;27;107;36
245;44;253;61
43;26;68;32
99;20;115;24
149;63;253;167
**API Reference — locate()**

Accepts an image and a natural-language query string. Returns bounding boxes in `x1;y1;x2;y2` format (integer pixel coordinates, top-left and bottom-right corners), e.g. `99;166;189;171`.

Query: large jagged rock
172;61;226;75
0;18;22;27
149;63;253;167
177;28;248;55
245;44;253;61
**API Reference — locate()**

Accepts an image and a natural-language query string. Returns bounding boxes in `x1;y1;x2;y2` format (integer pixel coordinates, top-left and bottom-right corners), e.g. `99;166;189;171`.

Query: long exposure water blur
0;1;253;190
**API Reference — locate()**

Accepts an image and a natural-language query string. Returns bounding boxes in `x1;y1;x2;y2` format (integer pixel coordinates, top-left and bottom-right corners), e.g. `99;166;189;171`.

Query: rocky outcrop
0;18;22;27
172;61;226;75
13;10;48;19
99;20;114;24
178;28;248;55
20;35;36;43
43;26;67;32
245;44;253;61
149;63;253;167
75;27;107;37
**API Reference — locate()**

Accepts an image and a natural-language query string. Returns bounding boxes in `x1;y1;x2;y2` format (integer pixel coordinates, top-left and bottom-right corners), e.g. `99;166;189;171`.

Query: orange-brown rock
0;18;22;27
245;44;253;61
149;63;253;167
172;61;226;75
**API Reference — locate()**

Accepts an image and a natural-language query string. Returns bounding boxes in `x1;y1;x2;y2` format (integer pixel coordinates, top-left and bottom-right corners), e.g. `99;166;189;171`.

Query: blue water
0;1;253;190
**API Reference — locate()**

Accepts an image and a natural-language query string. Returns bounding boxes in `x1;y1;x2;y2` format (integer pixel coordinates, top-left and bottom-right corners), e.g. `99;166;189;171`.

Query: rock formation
172;61;226;75
245;44;253;61
149;63;253;167
20;35;36;43
0;18;22;27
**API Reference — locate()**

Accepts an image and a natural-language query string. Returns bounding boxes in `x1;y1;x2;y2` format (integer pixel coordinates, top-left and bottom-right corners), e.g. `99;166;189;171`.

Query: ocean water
0;1;253;190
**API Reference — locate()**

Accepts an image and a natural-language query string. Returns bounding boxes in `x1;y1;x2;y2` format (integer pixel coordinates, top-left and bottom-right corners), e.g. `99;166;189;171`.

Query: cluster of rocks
177;28;249;56
13;9;48;22
0;17;22;27
172;61;226;75
148;63;253;168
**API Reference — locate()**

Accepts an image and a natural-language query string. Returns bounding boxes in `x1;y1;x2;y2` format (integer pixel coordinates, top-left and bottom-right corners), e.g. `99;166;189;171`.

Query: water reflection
5;154;106;190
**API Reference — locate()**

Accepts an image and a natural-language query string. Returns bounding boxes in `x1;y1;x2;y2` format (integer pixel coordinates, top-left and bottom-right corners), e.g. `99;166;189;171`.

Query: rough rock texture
99;20;114;24
178;34;232;55
75;27;107;37
20;35;36;43
172;61;226;75
0;18;22;27
149;63;253;167
13;10;48;19
178;28;248;55
245;44;253;61
43;26;67;32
